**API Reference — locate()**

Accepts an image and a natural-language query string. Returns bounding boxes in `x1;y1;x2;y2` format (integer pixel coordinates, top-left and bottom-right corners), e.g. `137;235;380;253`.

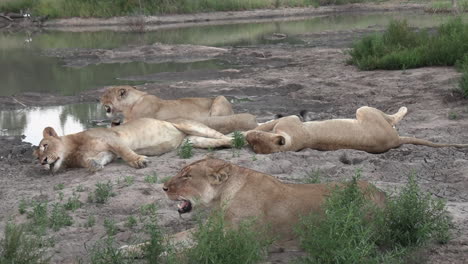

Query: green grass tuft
144;173;158;184
104;218;118;236
93;181;115;204
295;172;453;263
178;139;193;159
0;223;50;264
185;209;271;264
231;131;246;149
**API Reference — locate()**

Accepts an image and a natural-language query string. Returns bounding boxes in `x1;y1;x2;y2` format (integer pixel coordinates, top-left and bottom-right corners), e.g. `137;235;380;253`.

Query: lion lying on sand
100;85;257;134
246;106;468;154
33;119;233;173
121;158;385;254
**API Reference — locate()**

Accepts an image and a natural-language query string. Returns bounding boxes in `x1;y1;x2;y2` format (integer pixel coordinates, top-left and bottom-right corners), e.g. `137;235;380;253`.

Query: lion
120;159;385;255
33;119;234;173
100;85;258;134
246;106;468;154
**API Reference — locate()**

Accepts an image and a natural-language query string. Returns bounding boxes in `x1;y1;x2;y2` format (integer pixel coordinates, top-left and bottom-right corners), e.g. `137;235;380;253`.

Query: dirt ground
1;4;468;264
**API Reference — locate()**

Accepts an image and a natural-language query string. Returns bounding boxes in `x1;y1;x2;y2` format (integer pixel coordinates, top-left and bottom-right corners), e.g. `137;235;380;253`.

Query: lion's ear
273;135;286;145
43;127;58;138
119;88;127;98
207;159;231;185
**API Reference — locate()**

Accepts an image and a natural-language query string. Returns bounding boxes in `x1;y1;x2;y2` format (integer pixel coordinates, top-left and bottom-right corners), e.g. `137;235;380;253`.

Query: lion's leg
210;96;234;116
107;143;148;169
196;113;258;134
356;106;407;126
186;135;232;148
85;152;115;172
171;119;229;139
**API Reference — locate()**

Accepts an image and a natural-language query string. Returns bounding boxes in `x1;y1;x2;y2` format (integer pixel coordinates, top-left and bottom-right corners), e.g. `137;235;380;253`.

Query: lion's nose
162;186;168;192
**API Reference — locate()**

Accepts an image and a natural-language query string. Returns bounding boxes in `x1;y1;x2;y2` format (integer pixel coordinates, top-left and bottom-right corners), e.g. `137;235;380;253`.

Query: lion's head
245;131;288;154
33;127;66;173
100;85;139;118
163;159;231;214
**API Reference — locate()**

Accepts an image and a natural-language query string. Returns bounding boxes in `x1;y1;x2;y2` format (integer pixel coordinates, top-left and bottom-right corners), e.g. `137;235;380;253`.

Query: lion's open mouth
48;158;59;171
177;199;192;214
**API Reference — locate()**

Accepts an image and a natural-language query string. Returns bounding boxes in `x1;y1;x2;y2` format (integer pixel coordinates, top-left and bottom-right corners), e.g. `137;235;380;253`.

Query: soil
1;2;468;264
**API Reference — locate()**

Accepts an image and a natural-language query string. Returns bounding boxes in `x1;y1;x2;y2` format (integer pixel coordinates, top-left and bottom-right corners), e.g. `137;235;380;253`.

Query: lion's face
246;131;287;154
100;86;137;118
163;159;230;214
33;127;66;173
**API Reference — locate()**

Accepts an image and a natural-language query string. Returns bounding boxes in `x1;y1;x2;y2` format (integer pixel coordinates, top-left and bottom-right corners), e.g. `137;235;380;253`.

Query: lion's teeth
177;204;182;209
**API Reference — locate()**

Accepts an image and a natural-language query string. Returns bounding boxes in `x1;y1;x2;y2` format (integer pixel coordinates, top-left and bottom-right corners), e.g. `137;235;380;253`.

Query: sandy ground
1;4;468;264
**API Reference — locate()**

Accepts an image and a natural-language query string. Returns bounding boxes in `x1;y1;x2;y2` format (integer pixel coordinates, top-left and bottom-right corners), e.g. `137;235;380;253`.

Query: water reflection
0;103;106;145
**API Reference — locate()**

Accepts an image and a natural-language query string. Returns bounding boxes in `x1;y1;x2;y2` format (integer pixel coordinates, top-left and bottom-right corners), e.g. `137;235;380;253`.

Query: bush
93;181;115;204
380;174;452;247
185;210;271;264
295;172;452;263
349;19;468;70
178;139;193;159
0;223;50;264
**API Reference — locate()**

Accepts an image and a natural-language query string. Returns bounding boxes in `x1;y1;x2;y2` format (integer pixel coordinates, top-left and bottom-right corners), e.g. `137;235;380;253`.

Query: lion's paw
129;155;149;169
87;159;104;172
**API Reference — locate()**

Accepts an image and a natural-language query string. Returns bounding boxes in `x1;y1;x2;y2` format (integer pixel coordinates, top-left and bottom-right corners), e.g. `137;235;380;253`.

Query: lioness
33;119;233;173
246;106;468;154
120;158;385;255
162;158;386;247
100;85;258;134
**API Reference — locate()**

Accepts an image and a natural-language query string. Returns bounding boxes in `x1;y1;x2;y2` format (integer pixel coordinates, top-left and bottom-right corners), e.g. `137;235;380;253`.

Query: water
0;10;465;145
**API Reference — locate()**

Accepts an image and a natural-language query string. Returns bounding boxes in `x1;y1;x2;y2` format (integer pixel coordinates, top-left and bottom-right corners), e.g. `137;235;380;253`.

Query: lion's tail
399;137;468;148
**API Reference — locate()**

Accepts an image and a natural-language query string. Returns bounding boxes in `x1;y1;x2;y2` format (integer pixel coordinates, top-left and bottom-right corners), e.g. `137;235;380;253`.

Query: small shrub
85;215;96;228
142;216;166;263
64;192;82;211
159;176;171;184
303;169;321;184
296;173;383;263
380;174;453;247
144;173;158;184
178;139;193;159
104;218;118;236
0;223;50;264
89;237;131;264
140;204;158;216
75;185;85;192
125;216;137;229
94;181;115;204
186;209;271;264
231;131;246;149
53;183;64;191
27;202;48;234
18;199;28;215
49;203;73;231
124;176;135;186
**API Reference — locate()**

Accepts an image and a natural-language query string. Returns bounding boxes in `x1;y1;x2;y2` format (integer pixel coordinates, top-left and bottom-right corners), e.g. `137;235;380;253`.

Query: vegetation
303;169;322;184
144;173;158;184
92;181;115;204
295;173;452;263
185;210;272;264
349;18;468;97
178;139;194;159
231;131;246;149
103;218;117;236
0;223;50;264
0;0;375;18
425;0;468;13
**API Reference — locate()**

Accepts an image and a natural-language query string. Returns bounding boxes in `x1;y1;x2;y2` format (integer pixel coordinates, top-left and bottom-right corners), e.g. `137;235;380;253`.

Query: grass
124;216;137;229
231;131;246;149
185;209;271;264
295;172;452;263
0;223;50;264
425;0;468;13
104;218;118;236
303;169;322;184
89;237;132;264
123;176;134;186
92;181;115;204
0;0;375;18
53;183;64;191
64;192;82;211
48;203;73;231
349;18;468;97
144;173;158;184
178;139;193;159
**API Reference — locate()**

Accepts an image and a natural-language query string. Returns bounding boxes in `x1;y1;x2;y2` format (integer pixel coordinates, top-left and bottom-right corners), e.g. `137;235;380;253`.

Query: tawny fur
246;106;468;154
33;118;233;173
100;85;257;134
